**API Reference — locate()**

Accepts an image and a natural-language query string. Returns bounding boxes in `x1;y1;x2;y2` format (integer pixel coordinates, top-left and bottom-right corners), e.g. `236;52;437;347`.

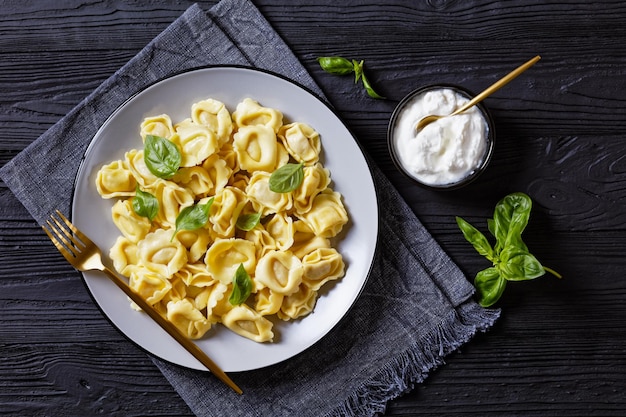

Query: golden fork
42;209;242;395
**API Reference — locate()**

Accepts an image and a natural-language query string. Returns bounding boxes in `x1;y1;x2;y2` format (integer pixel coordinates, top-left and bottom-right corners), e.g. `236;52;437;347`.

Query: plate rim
71;64;380;372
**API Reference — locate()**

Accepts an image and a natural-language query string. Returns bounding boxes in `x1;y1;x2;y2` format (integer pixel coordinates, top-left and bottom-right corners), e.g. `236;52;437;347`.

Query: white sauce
392;88;489;186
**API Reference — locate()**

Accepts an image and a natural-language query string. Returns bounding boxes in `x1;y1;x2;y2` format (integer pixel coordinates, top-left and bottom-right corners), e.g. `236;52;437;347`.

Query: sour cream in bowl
388;85;495;190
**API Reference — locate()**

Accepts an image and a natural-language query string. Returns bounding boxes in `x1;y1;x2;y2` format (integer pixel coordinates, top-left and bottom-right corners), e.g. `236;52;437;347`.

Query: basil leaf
172;198;214;239
474;267;506;307
499;248;545;281
236;212;261;231
352;59;364;83
456;216;495;261
229;263;253;305
269;162;304;193
317;56;355;75
504;231;529;254
361;71;386;99
487;218;497;238
492;192;532;253
144;134;181;179
132;185;159;221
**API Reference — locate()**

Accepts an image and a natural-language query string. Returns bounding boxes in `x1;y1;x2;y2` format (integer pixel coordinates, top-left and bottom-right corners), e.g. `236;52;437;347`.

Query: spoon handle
451;55;541;117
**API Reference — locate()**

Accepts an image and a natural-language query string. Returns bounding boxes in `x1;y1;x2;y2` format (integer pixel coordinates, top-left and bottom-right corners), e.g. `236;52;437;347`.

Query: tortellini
140;114;174;140
95;97;349;343
125;149;159;188
297;189;348;238
171;119;219;167
129;266;173;305
278;122;321;165
302;247;345;291
232;98;283;133
191;98;233;146
204;238;257;285
151;180;194;228
166;298;213;340
246;171;292;215
233;125;279;172
222;304;274;343
95;160;136;199
255;250;303;295
137;229;187;278
210;187;247;238
293;163;330;214
111;199;151;243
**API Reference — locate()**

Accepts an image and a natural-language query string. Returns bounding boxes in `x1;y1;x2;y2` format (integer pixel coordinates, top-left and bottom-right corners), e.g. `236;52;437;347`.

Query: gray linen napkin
0;0;500;415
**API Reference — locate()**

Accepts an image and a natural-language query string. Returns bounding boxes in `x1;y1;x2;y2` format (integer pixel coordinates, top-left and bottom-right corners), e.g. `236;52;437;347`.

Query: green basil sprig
269;162;304;193
144;134;181;179
229;263;253;305
172;198;214;240
132;185;159;221
317;56;385;99
456;192;561;307
236;212;262;231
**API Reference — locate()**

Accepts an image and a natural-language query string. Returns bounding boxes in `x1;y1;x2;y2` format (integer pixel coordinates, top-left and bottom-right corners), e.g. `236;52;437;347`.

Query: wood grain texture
1;0;625;416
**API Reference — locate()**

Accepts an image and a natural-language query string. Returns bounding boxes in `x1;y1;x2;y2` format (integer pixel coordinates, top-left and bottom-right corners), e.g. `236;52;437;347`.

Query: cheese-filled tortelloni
172;119;219;167
233;125;278;172
298;189;348;238
125;149;159;188
279;122;321;165
293;163;331;215
222;304;274;343
172;166;215;198
277;284;318;321
191;98;233;146
232;97;283;133
255;287;283;316
137;228;187;278
265;212;294;251
246;171;292;215
140;114;174;140
166;298;212;340
109;236;139;277
302;247;345;291
129;266;173;305
175;228;211;263
210;187;247;238
96;160;136;198
111;199;151;244
255;250;303;295
204;238;256;285
96;96;350;344
151;180;194;228
201;154;232;195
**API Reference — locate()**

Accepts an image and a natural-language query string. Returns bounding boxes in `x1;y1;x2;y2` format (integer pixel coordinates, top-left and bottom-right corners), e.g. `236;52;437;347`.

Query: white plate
72;66;378;372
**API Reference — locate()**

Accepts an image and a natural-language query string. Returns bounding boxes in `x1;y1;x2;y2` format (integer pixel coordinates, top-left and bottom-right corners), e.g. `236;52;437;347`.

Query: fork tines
42;210;86;259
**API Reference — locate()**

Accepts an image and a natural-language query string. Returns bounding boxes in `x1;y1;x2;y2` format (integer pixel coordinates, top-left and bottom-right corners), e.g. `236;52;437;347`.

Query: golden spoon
415;55;541;132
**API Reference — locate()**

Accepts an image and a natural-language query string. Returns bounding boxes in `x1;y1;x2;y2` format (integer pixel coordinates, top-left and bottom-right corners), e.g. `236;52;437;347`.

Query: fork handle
100;267;243;395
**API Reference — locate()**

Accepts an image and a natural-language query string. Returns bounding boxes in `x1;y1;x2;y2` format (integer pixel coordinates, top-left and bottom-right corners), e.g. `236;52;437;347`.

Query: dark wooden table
2;1;625;415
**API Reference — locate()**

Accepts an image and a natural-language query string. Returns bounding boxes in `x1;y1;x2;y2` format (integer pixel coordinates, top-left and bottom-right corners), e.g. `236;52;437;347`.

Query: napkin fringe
329;302;500;417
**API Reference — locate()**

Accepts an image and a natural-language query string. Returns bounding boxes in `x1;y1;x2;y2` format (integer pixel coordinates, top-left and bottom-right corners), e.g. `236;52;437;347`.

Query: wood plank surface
1;1;625;416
